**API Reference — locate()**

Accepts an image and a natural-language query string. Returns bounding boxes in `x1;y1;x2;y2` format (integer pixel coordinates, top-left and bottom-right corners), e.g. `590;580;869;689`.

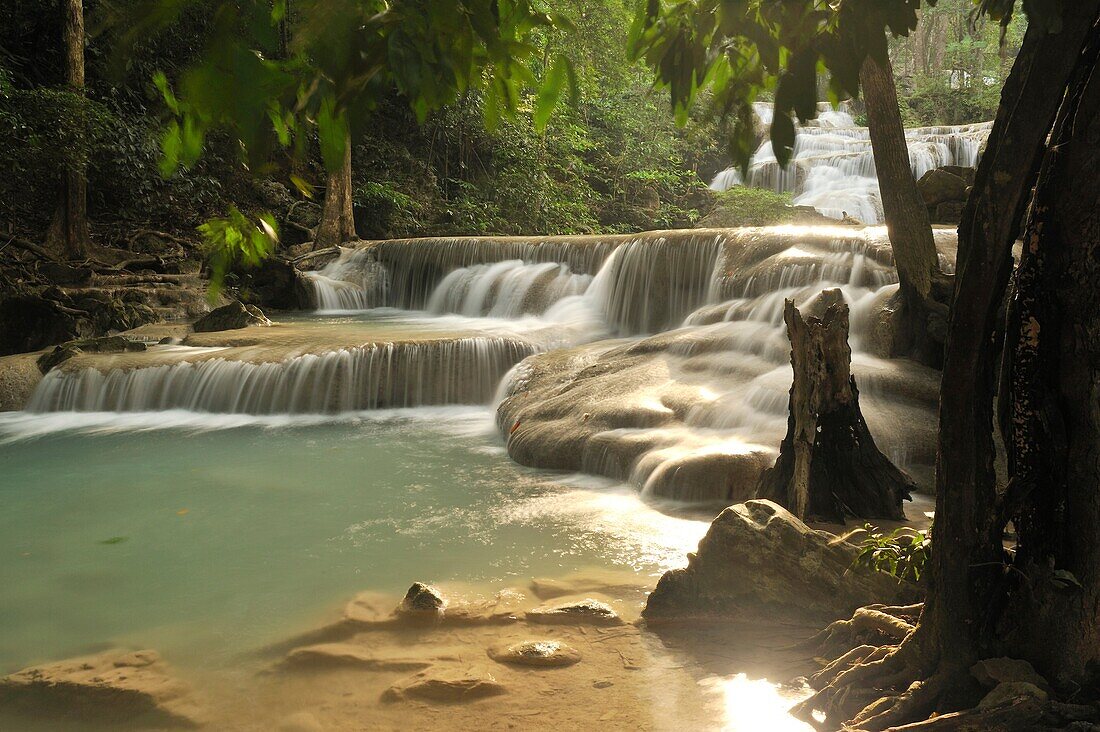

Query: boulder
488;641;581;668
977;682;1048;711
192;301;272;333
526;599;622;626
917;168;969;207
971;657;1051;692
932;201;966;225
940;165;977;186
0;649;203;727
0;293;79;356
0;354;43;411
643;500;918;622
36;336;147;374
235;258;315;311
381;670;506;704
396;582;445;618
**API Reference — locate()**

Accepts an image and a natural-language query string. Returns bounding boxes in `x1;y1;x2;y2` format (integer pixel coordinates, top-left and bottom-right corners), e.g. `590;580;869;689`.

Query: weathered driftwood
755;293;913;522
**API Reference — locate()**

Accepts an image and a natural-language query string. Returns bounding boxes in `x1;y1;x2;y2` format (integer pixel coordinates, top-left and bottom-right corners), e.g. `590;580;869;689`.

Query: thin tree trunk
46;0;91;260
314;131;356;249
860;55;944;366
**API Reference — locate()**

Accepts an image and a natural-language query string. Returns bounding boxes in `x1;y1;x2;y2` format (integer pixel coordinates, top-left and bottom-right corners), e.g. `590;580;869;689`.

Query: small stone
278;711;324;732
488;641;581;668
970;657;1050;692
977;681;1048;710
526;599;622;626
397;582;445;617
593;680;614;689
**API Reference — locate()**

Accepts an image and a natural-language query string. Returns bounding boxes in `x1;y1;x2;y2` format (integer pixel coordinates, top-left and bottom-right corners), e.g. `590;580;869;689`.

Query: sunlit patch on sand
701;673;814;731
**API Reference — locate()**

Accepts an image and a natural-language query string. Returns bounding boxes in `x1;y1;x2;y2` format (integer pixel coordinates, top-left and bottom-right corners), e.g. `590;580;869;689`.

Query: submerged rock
643;500;917;622
526;599;623;626
0;649;203;727
488;641;581;668
192;301;272;332
382;670;506;704
282;643;435;672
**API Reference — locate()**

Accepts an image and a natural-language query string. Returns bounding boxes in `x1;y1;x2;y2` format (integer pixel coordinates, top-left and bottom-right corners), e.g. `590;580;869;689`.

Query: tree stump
755;292;913;522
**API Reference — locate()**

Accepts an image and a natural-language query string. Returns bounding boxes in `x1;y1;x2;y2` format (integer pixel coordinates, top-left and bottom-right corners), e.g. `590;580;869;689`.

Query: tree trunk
998;13;1100;684
860;55;945;366
45;0;91;260
314;131;356;249
755;292;913;523
927;0;1100;676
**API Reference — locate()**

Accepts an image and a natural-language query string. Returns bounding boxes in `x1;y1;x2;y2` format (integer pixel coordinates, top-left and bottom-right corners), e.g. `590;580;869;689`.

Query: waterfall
29;338;536;414
710;106;991;224
426;260;592;319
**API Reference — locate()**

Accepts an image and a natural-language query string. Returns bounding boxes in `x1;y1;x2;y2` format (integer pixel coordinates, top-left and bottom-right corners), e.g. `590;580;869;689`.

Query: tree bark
755;292;913;523
860;55;945;366
997;13;1100;684
928;0;1100;678
45;0;91;260
314;131;356;249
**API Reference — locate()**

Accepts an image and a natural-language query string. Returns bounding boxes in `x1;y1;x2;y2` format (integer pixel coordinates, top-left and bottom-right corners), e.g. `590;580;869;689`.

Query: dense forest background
0;0;1021;249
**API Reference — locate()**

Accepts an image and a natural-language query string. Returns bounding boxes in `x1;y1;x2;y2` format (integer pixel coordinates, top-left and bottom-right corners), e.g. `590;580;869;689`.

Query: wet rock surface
192;301;273;332
397;582;446;617
527;599;623;626
0;649;203;727
381;670;507;704
643;500;918;622
488;641;582;667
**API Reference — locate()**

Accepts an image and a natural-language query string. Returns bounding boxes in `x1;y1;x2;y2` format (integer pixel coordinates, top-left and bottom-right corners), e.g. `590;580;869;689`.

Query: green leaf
159;121;182;177
534;56;568;132
316;96;349;173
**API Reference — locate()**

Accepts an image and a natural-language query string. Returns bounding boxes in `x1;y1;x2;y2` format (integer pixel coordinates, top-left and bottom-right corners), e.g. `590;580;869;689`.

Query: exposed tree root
794;605;942;730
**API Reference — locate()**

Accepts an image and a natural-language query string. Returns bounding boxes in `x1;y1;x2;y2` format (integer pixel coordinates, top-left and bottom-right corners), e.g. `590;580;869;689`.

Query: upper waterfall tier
304;227;931;337
710;105;990;224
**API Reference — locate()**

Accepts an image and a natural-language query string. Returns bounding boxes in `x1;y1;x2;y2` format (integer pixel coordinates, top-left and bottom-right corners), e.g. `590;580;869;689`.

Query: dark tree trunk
314;131;356;249
45;0;91;260
997;14;1100;684
755;293;913;523
927;0;1100;676
793;7;1100;729
860;55;946;366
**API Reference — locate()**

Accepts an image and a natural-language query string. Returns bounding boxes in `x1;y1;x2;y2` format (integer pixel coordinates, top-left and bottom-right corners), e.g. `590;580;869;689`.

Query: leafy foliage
699;187;797;228
853;524;931;583
198;206;278;302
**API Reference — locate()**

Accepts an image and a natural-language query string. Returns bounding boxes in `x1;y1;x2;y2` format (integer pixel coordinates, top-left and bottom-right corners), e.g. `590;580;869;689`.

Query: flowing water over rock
710;104;990;224
19;225;949;498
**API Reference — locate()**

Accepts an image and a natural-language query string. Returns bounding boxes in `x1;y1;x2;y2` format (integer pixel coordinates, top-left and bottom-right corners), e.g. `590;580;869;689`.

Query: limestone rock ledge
643;500;919;622
0;649;204;727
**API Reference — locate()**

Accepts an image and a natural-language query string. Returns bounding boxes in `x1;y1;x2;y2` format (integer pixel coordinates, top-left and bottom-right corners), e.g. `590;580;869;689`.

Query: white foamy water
710;104;989;224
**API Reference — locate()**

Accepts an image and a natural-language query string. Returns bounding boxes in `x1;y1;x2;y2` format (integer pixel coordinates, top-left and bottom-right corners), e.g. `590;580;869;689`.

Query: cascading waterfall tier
29;336;536;414
710;105;990;224
306;231;731;336
497;225;952;502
